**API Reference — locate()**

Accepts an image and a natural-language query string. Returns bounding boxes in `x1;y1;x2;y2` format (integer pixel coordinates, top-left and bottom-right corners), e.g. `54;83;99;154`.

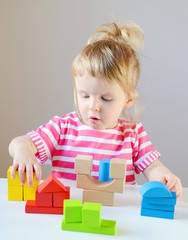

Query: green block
82;202;101;227
64;200;82;223
61;219;116;235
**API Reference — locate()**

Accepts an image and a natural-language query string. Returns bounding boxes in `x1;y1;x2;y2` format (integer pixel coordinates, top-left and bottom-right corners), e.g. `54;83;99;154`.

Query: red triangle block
37;174;68;193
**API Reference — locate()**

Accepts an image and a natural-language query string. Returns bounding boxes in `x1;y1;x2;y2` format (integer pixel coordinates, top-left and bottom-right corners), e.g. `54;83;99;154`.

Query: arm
8;135;41;187
143;159;182;200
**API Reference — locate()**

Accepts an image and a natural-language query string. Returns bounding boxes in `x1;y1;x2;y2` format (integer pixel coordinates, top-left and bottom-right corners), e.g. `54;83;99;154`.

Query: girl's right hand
9;135;42;187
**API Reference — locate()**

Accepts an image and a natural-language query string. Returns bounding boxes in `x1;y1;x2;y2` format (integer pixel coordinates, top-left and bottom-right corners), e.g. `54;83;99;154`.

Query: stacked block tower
61;200;116;235
74;155;126;206
140;181;177;219
25;174;70;214
7;166;38;201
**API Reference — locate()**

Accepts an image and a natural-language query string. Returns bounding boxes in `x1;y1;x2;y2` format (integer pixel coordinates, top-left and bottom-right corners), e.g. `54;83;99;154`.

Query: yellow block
24;185;38;200
7;166;22;186
7;165;39;201
8;185;23;201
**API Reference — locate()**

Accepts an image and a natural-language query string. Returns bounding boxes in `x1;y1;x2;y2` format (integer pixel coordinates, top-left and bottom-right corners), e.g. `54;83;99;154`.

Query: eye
102;96;113;102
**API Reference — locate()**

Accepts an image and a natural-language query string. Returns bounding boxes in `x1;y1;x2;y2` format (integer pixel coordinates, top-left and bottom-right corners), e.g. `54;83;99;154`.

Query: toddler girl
9;22;182;199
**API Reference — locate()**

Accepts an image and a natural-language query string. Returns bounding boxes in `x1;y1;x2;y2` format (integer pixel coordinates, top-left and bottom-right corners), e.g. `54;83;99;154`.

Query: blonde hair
72;22;144;122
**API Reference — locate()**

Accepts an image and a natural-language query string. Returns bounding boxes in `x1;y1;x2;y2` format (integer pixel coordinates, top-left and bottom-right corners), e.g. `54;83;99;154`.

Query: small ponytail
88;22;144;54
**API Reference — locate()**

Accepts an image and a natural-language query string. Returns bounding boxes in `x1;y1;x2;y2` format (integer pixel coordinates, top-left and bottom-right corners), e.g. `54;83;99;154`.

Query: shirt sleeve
133;122;161;174
27;116;62;164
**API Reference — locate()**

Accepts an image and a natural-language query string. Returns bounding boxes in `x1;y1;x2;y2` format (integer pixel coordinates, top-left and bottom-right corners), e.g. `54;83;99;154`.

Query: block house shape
25;174;70;214
62;200;116;235
75;155;126;206
7;166;39;201
139;181;177;220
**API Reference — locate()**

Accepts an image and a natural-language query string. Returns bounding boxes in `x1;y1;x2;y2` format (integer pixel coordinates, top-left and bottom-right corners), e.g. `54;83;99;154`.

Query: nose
89;97;100;111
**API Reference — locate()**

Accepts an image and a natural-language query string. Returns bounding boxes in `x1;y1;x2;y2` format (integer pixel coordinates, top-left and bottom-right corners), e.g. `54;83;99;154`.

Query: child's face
75;70;130;130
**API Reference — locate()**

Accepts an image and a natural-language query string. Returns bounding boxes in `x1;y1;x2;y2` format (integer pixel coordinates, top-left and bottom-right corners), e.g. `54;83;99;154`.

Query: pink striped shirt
27;111;160;184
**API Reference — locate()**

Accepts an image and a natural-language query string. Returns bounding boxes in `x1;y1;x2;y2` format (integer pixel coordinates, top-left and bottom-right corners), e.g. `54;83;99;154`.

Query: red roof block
37;174;68;193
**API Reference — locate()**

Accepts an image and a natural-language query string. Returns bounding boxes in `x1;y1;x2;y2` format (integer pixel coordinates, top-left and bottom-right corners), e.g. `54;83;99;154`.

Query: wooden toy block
141;208;174;220
99;159;112;182
25;174;70;214
25;200;63;214
139;181;172;198
35;190;53;207
53;187;70;207
141;200;175;212
110;158;126;179
76;173;125;193
83;189;114;206
24;185;38;201
82;202;101;227
8;185;23;201
37;174;67;193
62;219;116;235
62;201;116;235
64;200;83;223
74;155;93;174
7;166;22;186
142;192;177;205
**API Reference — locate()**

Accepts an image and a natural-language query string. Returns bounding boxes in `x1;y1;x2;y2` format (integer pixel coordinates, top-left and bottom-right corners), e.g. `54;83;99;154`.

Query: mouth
90;116;100;123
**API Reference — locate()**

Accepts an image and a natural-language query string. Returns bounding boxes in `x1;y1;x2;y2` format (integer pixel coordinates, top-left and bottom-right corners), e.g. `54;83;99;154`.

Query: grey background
1;0;187;186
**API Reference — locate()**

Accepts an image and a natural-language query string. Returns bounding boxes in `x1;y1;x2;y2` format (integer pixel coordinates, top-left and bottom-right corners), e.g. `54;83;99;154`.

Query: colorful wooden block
74;155;93;174
76;173;125;193
140;181;177;220
82;202;101;227
7;166;38;201
35;190;53;207
83;189;114;206
25;174;70;214
37;174;67;193
141;200;175;211
24;185;38;201
53;188;70;207
8;185;23;201
141;208;174;220
139;181;172;198
142;192;176;205
7;166;22;186
64;200;83;223
110;158;126;179
62;201;116;235
99;159;112;182
25;200;63;214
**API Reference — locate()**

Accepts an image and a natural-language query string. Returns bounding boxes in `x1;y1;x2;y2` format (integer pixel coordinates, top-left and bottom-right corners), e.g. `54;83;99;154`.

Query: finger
164;174;176;190
18;165;26;185
33;163;42;183
26;165;33;187
11;163;19;179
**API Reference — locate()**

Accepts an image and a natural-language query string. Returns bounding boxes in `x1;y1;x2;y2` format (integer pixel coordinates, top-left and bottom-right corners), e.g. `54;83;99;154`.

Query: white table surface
0;178;188;240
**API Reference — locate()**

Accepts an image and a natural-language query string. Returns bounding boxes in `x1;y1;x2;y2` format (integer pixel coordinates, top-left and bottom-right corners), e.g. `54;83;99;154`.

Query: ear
125;98;133;109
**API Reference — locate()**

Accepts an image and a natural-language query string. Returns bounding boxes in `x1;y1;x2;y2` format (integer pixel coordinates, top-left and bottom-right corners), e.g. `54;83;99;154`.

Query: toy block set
61;200;116;235
75;155;126;206
25;174;70;214
139;181;177;220
7;166;39;201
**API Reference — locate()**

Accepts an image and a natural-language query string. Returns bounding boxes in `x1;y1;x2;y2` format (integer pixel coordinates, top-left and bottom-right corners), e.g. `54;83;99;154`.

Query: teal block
139;181;173;198
141;208;174;219
142;192;176;205
99;159;112;182
141;200;175;211
64;200;83;223
82;202;101;227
